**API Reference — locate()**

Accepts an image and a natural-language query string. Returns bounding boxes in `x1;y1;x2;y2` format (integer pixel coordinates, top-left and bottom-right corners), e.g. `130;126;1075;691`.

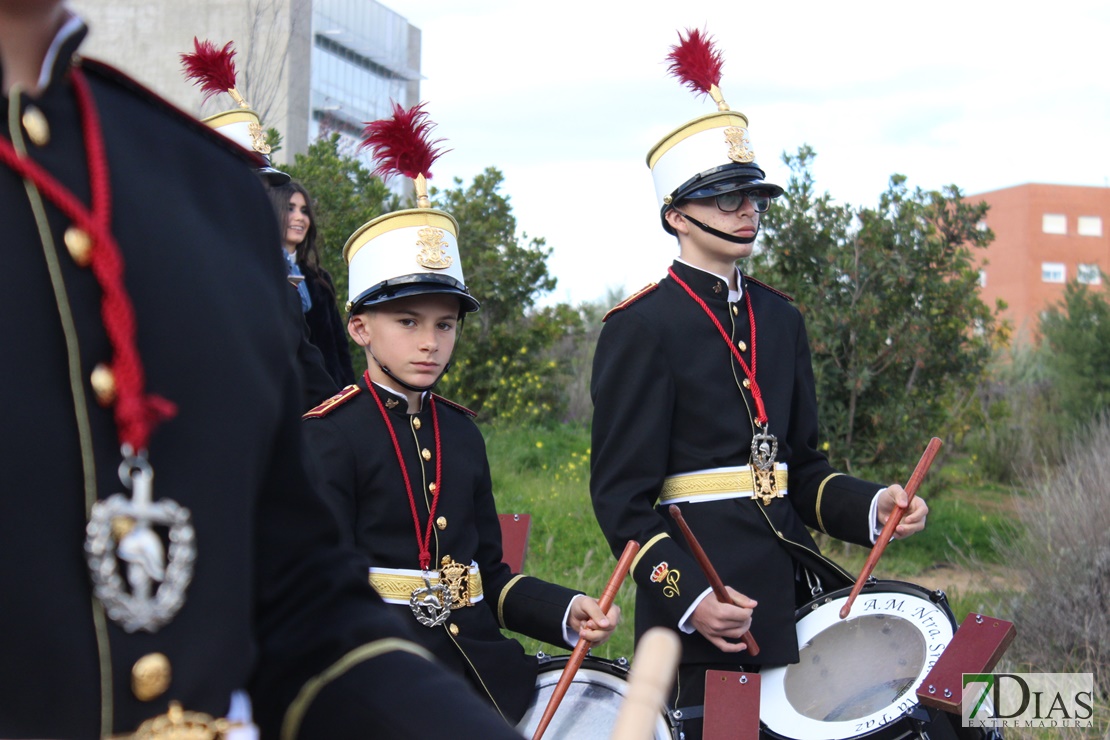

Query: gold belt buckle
439;555;471;609
130;701;234;739
754;466;781;505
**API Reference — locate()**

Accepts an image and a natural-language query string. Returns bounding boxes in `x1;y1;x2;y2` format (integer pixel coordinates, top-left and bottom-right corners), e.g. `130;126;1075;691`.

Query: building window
1078;216;1103;237
1078;264;1102;285
1042;214;1067;234
978;269;987;288
1042;262;1066;283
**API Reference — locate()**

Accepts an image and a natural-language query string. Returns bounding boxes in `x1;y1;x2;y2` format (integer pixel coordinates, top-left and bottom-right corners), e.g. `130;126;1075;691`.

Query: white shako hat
180;37;289;186
343;102;479;315
647;28;783;234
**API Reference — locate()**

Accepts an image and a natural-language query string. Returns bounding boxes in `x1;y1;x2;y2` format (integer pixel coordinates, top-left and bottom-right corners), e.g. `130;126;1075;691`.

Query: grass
482;422;639;661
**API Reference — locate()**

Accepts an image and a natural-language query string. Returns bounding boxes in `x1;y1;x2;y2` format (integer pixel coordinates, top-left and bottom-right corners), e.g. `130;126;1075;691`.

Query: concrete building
68;0;421;165
970;183;1110;340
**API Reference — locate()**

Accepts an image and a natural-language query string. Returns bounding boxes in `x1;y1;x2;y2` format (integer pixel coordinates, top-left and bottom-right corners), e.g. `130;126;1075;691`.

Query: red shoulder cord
0;67;176;451
667;266;768;425
364;371;443;571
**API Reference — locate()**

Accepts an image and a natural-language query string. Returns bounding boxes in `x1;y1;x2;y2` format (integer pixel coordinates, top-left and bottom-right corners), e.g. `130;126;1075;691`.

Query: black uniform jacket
303;378;582;723
590;260;881;667
1;22;520;740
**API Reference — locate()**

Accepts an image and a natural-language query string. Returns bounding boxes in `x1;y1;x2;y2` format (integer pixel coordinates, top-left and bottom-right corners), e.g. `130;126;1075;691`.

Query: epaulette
432;394;477;419
744;276;794;303
603;282;659;322
81;58;270;170
303;384;362;419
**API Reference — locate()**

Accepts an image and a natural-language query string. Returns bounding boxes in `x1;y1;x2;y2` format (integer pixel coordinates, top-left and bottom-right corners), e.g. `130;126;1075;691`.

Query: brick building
969;183;1110;340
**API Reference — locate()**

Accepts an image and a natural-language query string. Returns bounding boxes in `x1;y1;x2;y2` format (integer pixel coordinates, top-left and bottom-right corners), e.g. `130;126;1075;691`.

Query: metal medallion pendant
751;425;782;505
85;456;195;633
410;575;452;627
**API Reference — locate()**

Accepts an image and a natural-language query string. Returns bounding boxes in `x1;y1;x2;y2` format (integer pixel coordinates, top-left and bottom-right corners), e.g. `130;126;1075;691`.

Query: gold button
429;482;437;493
737;340;747;352
132;653;171;701
449;624;459;636
732;305;739;315
22;105;49;146
436;516;447;530
412;417;422;430
64;226;93;266
91;363;117;405
742;378;751;389
421;448;432;461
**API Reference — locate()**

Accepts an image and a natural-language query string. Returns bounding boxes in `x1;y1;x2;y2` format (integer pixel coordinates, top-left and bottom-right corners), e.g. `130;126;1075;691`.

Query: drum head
761;581;956;740
515;656;675;739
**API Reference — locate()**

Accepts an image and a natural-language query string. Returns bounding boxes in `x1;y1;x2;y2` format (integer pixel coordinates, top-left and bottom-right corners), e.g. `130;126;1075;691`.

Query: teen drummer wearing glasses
588;29;928;740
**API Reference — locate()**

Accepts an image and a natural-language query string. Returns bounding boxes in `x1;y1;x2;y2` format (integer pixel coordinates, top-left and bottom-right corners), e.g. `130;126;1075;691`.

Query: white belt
369;562;484;607
658;464;789;504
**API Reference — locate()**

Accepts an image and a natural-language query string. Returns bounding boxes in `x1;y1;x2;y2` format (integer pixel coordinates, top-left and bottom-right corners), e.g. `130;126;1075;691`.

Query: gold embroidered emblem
440;556;471;608
385;398;399;409
724;126;755;164
132;701;231;739
247;122;271;155
415;226;453;270
650;561;681;598
754;468;779;505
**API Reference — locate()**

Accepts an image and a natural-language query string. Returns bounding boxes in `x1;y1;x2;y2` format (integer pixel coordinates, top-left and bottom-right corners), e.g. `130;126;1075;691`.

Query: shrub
997;412;1110;706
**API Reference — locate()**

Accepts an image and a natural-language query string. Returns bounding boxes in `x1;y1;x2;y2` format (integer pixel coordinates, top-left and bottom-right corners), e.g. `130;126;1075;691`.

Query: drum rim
516;654;676;739
760;579;957;740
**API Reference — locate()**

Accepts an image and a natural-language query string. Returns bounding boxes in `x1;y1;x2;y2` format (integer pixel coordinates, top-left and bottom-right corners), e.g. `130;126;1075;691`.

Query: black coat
590;260;879;668
301;265;355;388
303;378;582;723
0;22;519;740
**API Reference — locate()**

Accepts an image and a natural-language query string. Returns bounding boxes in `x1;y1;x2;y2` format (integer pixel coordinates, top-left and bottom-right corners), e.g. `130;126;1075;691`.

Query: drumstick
839;437;942;619
610;627;682;740
668;506;759;656
530;539;639;740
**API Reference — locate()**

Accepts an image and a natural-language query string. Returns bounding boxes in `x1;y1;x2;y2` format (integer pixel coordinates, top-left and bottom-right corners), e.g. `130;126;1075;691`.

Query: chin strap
367;348;448;393
673;208;758;245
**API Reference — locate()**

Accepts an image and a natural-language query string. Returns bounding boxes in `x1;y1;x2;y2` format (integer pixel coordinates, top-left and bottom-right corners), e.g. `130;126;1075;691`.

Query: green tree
752;146;999;475
432;168;584;423
1039;274;1110;427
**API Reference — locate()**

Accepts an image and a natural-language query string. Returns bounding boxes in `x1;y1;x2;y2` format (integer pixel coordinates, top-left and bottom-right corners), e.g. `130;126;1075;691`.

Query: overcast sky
385;0;1110;307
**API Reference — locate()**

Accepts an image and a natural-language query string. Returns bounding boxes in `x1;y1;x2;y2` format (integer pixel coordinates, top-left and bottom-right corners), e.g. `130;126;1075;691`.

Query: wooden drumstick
839;437;942;619
531;539;639;740
611;627;682;740
668;506;759;656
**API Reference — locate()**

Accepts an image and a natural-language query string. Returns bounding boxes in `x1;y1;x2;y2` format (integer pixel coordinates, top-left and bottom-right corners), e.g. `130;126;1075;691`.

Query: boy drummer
302;103;619;725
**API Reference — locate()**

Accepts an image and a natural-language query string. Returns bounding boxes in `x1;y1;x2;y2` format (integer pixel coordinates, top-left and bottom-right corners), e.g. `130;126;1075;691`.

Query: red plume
666;28;724;96
359;102;448;181
180;38;239;102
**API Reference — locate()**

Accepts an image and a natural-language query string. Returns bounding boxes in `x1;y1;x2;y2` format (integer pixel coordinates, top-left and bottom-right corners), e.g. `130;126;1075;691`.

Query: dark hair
267;180;334;296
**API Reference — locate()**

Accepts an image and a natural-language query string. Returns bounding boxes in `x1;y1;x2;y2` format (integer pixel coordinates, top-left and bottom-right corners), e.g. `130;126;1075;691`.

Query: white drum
515;654;677;739
760;580;957;740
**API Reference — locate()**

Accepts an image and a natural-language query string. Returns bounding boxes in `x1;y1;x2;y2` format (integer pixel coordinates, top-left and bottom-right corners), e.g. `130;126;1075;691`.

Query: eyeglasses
713;190;772;214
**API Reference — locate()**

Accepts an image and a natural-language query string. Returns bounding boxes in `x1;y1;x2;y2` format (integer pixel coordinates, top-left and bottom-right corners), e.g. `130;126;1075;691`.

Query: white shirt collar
36;11;84;91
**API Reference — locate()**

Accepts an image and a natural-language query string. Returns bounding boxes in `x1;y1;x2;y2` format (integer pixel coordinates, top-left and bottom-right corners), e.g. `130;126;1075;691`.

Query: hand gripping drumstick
531;539;639;740
839;436;942;619
611;627;682;740
668;506;759;656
